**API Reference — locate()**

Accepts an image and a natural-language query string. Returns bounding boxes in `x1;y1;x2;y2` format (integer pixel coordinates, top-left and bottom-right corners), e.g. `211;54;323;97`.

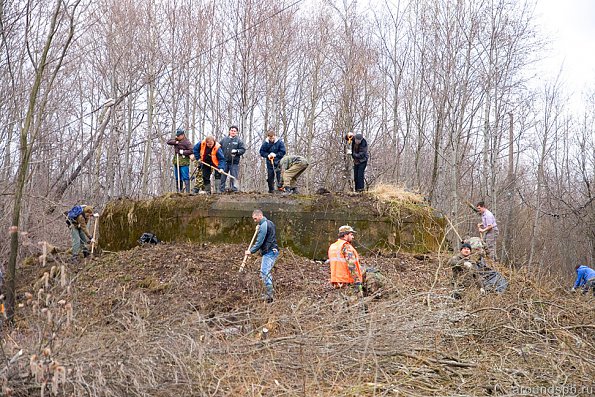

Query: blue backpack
67;205;84;220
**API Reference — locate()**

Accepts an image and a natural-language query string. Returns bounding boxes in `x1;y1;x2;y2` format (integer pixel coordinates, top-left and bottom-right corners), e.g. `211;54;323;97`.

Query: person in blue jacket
259;129;286;193
572;265;595;295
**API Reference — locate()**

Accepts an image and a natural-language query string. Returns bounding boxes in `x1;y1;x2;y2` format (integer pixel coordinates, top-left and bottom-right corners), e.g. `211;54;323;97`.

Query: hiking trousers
70;227;89;258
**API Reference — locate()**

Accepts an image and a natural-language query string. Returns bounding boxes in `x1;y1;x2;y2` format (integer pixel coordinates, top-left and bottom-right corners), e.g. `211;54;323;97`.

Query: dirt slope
6;242;594;397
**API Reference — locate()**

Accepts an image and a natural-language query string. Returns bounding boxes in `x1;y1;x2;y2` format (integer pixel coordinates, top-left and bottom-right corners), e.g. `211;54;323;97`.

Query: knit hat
176;129;185;136
354;133;363;142
84;206;94;214
460;243;472;250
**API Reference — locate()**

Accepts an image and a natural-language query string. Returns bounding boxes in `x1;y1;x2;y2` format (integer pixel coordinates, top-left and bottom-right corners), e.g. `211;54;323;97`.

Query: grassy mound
3;243;593;396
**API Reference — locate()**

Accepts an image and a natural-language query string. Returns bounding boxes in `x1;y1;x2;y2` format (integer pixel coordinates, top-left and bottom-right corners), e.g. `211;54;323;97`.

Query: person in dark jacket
193;136;226;194
346;132;369;192
219;125;246;192
166;129;194;192
245;209;279;303
259;129;286;193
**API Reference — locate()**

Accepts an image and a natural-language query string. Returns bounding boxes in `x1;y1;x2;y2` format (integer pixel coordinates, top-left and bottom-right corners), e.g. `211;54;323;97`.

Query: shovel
239;225;260;272
91;213;99;255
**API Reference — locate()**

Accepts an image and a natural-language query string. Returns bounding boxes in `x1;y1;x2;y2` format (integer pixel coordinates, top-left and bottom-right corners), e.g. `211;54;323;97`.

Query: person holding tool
166;128;194;192
64;205;98;264
259;129;286;193
345;132;368;192
219;125;246;193
244;209;279;303
193;135;226;194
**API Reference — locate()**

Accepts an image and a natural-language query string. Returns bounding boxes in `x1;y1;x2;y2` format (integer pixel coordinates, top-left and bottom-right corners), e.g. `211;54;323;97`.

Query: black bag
138;232;160;245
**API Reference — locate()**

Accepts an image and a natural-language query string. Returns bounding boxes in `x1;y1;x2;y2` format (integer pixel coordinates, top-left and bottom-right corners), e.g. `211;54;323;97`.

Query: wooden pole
176;154;181;192
91;216;99;254
239;225;260;272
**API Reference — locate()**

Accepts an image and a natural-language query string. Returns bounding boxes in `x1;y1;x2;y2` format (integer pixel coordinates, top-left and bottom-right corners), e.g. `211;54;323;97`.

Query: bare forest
1;0;594;305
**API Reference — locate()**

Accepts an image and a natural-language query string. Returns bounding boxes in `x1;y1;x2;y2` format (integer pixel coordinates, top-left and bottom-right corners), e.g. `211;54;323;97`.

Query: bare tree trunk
6;0;76;321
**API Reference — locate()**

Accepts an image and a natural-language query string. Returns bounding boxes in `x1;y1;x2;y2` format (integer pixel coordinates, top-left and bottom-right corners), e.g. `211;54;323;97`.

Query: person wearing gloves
345;132;369;192
193;135;226;194
166;128;194;192
328;225;364;301
572;265;595;295
259;129;286;193
219;125;246;192
65;205;98;264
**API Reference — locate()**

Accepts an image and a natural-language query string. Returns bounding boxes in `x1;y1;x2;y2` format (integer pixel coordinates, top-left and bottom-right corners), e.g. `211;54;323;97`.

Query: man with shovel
65;205;98;264
166;128;194;192
259;129;286;193
193;135;226;194
244;209;279;303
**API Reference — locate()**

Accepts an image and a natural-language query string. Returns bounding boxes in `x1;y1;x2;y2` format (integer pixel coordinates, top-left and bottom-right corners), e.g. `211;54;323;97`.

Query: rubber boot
204;184;211;194
264;286;274;303
184;183;190;193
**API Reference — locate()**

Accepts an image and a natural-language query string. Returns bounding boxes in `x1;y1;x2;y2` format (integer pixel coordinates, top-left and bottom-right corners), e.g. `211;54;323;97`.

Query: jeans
220;162;239;192
173;165;190;192
260;249;279;294
70;227;89;257
354;161;367;192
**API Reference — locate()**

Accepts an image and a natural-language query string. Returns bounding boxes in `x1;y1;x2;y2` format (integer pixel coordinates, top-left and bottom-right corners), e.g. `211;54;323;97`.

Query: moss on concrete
99;193;445;259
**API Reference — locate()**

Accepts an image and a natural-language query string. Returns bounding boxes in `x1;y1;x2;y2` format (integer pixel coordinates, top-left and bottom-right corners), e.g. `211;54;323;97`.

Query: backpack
67;205;84;220
64;205;84;226
138;232;160;245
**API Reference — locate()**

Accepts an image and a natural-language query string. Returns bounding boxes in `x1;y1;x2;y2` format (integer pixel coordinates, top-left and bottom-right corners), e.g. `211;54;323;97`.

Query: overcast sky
534;0;595;99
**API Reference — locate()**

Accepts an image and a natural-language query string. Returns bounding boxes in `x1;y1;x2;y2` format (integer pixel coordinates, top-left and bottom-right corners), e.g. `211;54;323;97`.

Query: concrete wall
100;193;445;259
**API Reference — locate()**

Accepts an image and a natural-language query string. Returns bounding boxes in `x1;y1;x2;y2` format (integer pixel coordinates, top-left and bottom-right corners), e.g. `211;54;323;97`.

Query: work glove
346;150;352;155
268;153;276;159
219;168;224;173
179;149;184;155
571;288;576;292
480;288;486;294
231;149;238;154
190;154;195;160
90;238;95;243
463;261;473;269
93;213;100;217
354;282;363;292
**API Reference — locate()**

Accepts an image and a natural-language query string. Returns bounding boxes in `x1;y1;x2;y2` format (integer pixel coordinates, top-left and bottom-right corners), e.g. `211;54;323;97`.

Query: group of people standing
166;126;369;194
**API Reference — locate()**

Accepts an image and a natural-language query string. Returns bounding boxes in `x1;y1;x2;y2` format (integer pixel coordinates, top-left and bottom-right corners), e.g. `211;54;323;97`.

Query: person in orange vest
193;135;226;194
328;225;364;296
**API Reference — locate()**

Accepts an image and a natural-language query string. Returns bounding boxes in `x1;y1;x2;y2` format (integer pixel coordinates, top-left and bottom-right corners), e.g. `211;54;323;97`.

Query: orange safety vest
328;239;362;284
199;141;221;167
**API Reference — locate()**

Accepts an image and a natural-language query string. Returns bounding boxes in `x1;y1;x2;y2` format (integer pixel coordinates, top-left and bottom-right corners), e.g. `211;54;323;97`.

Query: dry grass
368;183;425;204
1;244;593;396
